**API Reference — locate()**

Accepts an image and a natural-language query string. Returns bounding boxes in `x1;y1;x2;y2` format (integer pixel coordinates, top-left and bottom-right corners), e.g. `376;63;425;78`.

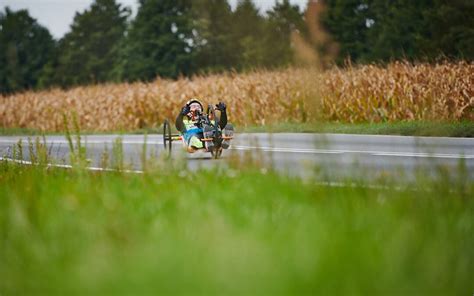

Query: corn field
323;61;474;122
0;61;472;131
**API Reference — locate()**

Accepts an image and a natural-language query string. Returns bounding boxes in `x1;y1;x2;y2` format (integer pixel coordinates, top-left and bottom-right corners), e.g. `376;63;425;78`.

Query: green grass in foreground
2;121;474;137
0;161;473;294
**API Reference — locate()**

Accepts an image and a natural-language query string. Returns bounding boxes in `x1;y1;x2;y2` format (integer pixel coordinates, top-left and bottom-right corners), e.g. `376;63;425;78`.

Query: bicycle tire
163;119;172;154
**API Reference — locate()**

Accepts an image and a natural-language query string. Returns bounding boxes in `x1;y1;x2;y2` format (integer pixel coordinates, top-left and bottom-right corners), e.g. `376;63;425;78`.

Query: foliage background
1;0;473;94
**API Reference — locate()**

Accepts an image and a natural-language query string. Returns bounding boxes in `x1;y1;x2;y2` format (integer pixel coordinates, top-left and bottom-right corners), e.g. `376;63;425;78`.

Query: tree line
1;0;473;94
323;0;474;64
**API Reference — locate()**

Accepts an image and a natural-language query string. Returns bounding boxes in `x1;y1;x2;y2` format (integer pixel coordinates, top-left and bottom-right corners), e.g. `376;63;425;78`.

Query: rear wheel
163;119;172;155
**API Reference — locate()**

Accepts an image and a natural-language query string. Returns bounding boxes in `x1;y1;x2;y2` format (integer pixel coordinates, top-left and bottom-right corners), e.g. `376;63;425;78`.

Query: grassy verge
0;127;43;136
2;121;474;137
0;160;473;294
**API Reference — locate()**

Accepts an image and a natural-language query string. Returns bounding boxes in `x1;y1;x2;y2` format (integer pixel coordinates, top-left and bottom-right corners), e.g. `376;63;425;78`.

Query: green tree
0;7;55;94
366;0;474;61
231;0;266;69
366;0;430;61
116;0;196;81
264;0;305;67
321;0;374;63
322;0;474;63
192;0;236;72
54;0;129;87
421;0;474;60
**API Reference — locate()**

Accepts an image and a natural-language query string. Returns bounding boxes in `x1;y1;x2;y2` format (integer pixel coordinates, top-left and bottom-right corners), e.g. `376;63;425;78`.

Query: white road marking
230;145;474;159
231;146;342;154
370;152;474;159
1;139;473;159
0;157;143;174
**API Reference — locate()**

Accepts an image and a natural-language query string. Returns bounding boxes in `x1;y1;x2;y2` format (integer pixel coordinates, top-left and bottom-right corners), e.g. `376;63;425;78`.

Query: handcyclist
175;98;234;153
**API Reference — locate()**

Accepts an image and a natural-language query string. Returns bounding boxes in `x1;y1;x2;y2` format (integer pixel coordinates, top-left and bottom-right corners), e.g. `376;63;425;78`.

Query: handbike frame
162;104;233;158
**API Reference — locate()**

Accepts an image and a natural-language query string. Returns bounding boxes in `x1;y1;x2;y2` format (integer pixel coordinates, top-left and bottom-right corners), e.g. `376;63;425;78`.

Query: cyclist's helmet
186;98;203;113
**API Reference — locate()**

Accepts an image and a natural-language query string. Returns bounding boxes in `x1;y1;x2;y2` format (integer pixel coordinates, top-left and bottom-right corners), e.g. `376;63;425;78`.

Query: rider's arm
219;109;227;129
175;104;190;133
175;113;186;133
216;102;227;129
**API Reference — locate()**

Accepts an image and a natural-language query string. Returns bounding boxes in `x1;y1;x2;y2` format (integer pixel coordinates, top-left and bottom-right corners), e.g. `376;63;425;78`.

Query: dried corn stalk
0;62;472;132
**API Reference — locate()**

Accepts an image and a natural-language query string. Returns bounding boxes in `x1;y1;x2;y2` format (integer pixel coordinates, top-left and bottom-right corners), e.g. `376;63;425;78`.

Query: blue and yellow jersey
182;119;202;141
181;118;217;148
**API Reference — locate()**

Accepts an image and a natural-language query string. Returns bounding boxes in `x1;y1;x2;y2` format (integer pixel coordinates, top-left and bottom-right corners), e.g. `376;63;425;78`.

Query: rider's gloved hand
216;102;226;111
180;104;191;115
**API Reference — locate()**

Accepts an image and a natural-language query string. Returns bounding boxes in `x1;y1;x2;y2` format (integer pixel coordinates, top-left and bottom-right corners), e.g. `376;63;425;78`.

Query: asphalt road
1;133;473;180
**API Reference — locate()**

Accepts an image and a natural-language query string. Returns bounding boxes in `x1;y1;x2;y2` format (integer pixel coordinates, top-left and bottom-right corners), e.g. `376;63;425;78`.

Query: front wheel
210;147;222;159
163;119;172;155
